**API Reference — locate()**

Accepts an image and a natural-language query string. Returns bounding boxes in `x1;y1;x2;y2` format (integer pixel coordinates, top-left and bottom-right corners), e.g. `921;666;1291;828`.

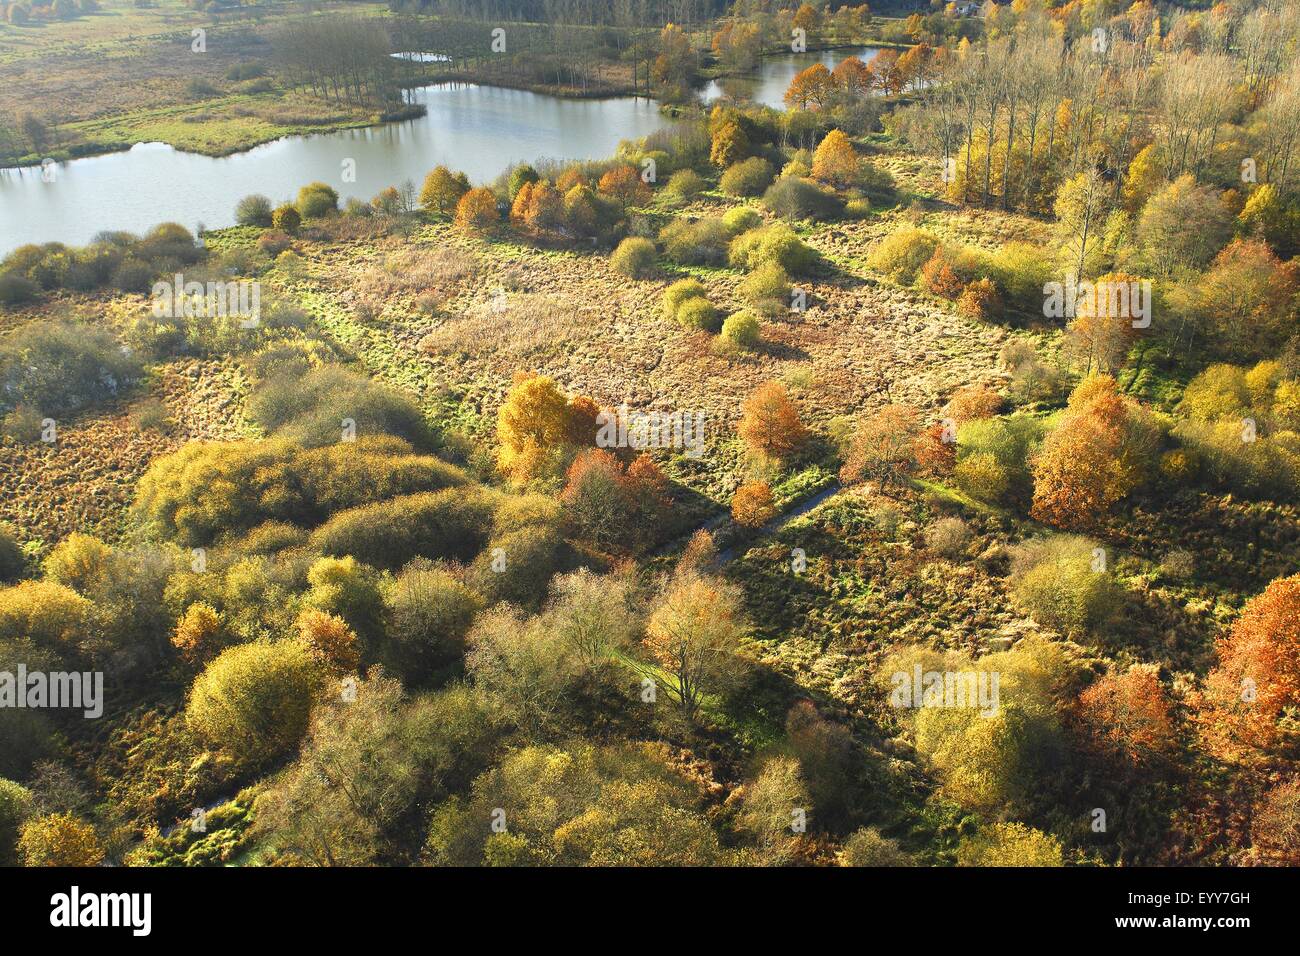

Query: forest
0;0;1297;872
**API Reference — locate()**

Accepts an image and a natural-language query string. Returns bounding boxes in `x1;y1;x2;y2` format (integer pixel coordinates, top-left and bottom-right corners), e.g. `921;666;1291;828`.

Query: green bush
610;237;657;279
720;310;761;349
248;365;432;449
739;261;792;313
0;321;142;417
729;224;817;276
954;413;1046;505
186;640;322;769
134;436;468;545
1009;535;1126;637
722;206;762;235
762;176;844;222
867;226;940;284
664;169;706;202
660;217;730;266
309;487;498;570
677;296;721;333
0;778;32;866
0;524;24;583
661;278;707;321
234;194;273;227
379;565;484;684
721;157;776;197
296;182;339;219
469;526;564;609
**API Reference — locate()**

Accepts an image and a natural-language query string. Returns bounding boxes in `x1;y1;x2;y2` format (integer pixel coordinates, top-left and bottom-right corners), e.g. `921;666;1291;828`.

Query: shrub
610;237;657;278
186;640;322;768
296;182;339;219
867;226;940;284
470;525;564;609
925;517;971;559
0;321;142;417
677;296;720;333
0;273;38;306
17;813;104;867
664;168;705;202
954;414;1046;505
379;565;483;684
660;218;729;266
257;230;292;256
662;278;707;322
296;607;360;674
271;204;301;234
1009;535;1125;637
729;224;816;276
740;261;792;314
0;778;31;866
308;488;497;570
247;365;431;448
0;524;24;583
234;194;273;227
722;206;762;235
721;157;775;197
946;385;1003;423
957;278;1003;321
762;176;844;222
720;310;761;349
840;827;913;866
732;480;775;527
957;823;1063;867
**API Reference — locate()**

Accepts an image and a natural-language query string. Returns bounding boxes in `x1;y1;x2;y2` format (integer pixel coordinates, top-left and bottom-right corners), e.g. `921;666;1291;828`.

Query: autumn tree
732;481;776;528
710;119;750;168
1030;376;1156;530
644;572;746;724
496;373;600;483
865;48;903;95
1193;239;1300;359
811;129;860;190
1077;664;1176;763
832;56;871;96
1197;573;1300;763
454;187;499;233
785;64;834;111
1064;272;1145;374
598;165;650;212
840;404;921;491
296;607;360;675
738;381;809;462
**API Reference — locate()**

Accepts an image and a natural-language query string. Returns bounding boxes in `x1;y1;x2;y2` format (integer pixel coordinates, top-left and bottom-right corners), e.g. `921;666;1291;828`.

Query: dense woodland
1;0;1299;869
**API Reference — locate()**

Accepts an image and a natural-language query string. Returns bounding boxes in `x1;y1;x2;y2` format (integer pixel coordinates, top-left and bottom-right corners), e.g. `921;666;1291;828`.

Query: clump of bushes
660;217;730;266
247;365;432;449
867;225;940;284
0;320;142;420
729;224;816;276
721;157;775;197
610;237;657;278
720;310;761;350
1009;535;1126;637
235;194;273;227
762;176;844;222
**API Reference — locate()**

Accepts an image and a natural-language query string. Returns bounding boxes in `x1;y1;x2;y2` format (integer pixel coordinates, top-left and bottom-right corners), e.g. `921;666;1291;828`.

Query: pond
702;46;883;109
0;47;885;256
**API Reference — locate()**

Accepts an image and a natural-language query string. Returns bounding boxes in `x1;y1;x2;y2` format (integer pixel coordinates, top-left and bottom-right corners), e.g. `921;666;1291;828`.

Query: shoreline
2;39;899;171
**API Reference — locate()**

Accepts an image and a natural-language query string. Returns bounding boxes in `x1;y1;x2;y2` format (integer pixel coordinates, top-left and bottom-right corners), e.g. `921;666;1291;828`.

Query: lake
0;47;883;256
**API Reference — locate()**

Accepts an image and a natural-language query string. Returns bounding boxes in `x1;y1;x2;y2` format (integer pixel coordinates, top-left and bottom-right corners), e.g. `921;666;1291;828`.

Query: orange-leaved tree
1196;573;1300;764
738;381;809;462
